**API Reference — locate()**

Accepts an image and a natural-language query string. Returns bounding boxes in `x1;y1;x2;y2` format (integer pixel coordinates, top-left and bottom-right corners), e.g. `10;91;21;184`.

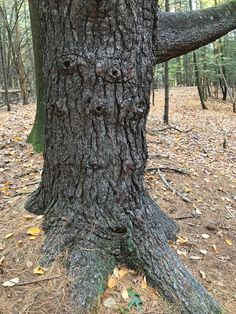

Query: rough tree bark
26;0;236;313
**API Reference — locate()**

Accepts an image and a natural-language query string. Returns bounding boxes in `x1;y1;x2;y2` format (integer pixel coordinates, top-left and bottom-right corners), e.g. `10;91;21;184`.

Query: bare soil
0;87;235;314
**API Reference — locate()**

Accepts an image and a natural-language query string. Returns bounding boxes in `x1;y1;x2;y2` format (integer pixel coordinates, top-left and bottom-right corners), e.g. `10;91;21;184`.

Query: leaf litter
0;87;236;313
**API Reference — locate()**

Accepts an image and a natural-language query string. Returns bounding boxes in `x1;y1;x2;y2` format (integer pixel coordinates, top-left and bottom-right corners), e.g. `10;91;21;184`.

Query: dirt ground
0;87;235;314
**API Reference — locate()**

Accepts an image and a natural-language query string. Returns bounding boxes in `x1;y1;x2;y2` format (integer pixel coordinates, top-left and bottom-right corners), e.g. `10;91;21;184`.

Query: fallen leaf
27;260;33;268
2;277;19;287
17;240;24;247
27;227;41;236
201;234;210;239
0;256;5;265
190;256;202;260
36;215;44;220
29;236;37;240
118;268;129;278
33;266;46;275
212;244;219;254
107;276;117;289
140;276;147;289
121;288;129;300
177;249;188;257
4;233;14;239
200;249;208;255
23;215;34;220
176;236;188;245
113;267;119;278
225;238;232;246
199;270;206;279
102;296;116;308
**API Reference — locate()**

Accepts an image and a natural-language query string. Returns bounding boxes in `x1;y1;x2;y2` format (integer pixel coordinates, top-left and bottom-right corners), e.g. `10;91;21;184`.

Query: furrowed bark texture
157;0;236;63
26;0;226;312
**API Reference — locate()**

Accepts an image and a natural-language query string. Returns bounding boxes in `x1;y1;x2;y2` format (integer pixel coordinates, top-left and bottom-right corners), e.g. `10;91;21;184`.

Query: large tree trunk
25;0;236;313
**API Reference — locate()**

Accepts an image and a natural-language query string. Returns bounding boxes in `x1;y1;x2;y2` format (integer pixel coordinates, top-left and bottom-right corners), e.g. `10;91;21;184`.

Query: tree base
26;193;222;313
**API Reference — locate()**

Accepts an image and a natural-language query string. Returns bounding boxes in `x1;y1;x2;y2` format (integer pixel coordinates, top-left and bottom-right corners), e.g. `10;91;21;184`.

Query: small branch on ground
157;168;192;203
146;166;189;175
154;125;193;133
16;275;61;286
148;153;170;159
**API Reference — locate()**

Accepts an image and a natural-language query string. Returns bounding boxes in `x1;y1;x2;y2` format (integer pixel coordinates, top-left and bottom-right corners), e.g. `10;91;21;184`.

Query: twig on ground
175;215;196;220
16;275;61;286
157;168;192;203
154;125;193;133
146;166;189;175
148;153;170;159
12;191;31;197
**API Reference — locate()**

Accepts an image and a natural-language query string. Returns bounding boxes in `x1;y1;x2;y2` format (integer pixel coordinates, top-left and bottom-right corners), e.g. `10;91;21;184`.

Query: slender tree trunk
0;25;10;111
27;0;45;152
163;0;170;125
193;52;207;109
25;1;224;313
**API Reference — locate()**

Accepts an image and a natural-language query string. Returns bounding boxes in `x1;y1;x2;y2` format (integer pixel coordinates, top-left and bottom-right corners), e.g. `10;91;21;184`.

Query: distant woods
0;0;235;113
0;0;34;110
154;0;236;115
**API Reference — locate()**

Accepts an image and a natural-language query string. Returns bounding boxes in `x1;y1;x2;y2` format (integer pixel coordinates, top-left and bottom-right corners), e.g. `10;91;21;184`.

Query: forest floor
0;87;235;314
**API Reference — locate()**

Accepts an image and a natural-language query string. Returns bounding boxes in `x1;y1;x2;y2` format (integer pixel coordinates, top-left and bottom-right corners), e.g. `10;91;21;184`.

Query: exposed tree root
157;168;192;203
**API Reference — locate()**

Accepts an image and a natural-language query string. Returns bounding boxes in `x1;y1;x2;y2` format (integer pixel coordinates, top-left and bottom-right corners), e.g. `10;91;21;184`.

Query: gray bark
157;1;236;63
25;0;235;312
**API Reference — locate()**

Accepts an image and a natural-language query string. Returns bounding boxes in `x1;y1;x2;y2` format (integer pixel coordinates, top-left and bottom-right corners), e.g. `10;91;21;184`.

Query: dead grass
0;87;235;313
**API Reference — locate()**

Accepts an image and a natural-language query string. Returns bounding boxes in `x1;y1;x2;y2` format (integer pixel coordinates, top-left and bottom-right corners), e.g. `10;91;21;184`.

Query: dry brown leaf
118;268;129;278
199;270;206;279
212;244;219;254
121;288;129;300
107;276;117;289
0;256;5;265
177;249;188;257
23;215;34;220
4;233;14;239
224;238;233;246
176;236;188;245
2;277;19;287
140;276;148;289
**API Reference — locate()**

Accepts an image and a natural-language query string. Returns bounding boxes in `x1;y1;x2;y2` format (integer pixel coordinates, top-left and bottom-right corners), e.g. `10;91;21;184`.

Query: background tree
25;1;236;313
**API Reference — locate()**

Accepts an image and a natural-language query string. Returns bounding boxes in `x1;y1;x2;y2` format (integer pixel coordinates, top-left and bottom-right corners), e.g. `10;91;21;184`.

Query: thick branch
156;1;236;63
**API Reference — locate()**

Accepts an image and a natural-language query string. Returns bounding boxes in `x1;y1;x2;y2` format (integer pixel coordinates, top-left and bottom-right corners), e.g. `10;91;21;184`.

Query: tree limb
156;1;236;63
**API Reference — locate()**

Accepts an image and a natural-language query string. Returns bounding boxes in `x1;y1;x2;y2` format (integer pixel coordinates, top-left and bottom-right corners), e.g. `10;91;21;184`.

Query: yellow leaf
27;227;41;236
14;137;22;142
121;289;129;300
118;268;129;278
33;266;46;275
107;276;117;289
225;238;233;246
29;236;37;240
4;233;14;239
176;236;188;245
141;276;147;289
